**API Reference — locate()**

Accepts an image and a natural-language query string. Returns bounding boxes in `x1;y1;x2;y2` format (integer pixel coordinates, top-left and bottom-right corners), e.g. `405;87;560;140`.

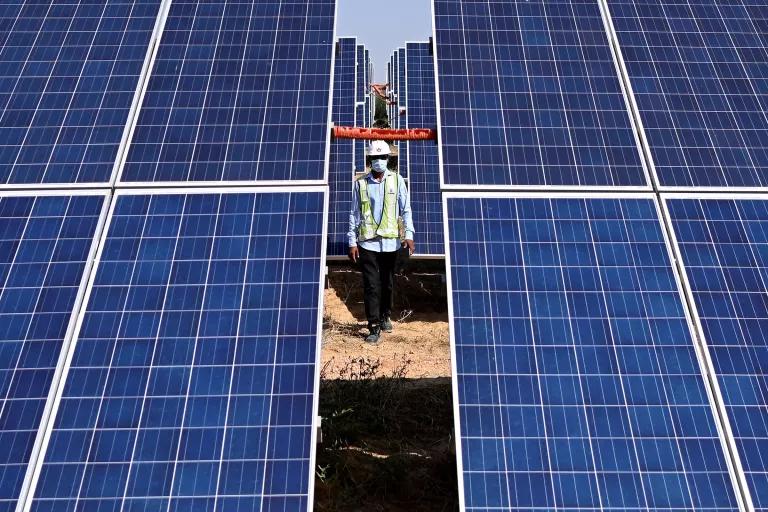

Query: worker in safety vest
348;140;415;344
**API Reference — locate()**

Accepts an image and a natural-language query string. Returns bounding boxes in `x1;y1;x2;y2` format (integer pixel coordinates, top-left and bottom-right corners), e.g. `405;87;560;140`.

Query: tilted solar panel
665;196;768;510
0;191;107;509
406;42;443;256
0;0;162;186
433;0;649;188
397;47;407;175
26;189;327;511
608;1;768;189
119;0;335;184
329;38;356;258
444;193;743;511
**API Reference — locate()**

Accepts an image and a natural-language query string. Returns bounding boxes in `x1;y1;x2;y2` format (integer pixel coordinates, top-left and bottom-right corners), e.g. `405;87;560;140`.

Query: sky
336;0;432;82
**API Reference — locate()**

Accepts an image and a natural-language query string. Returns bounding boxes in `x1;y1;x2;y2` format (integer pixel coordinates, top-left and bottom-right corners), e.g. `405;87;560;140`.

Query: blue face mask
371;158;388;173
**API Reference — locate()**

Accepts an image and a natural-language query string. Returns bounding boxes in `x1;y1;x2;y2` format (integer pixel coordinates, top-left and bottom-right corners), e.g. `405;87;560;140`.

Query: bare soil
315;261;458;512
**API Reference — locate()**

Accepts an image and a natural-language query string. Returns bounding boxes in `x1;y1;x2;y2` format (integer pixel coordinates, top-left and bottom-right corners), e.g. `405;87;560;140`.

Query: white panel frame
19;186;329;512
442;190;748;512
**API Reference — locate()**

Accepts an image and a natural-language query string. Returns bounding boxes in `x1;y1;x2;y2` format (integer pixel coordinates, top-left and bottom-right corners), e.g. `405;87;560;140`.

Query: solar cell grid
665;195;768;510
0;0;162;186
119;0;335;184
398;47;407;174
406;42;443;256
27;189;327;512
608;1;768;189
433;0;649;188
328;38;356;257
444;193;742;511
0;191;107;509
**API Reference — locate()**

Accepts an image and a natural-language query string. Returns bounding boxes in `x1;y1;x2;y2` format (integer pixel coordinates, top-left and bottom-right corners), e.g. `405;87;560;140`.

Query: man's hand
348;246;359;263
402;239;415;255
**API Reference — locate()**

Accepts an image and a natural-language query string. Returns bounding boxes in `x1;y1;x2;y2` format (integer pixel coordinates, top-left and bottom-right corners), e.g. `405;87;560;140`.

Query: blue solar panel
120;0;335;184
434;0;649;188
406;42;443;256
609;2;768;189
0;191;107;509
0;1;161;186
666;196;768;509
28;189;326;511
328;38;356;257
445;194;741;511
397;47;407;175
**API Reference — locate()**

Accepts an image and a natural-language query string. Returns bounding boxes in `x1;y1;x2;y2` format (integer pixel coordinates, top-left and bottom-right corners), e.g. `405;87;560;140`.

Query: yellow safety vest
358;173;399;241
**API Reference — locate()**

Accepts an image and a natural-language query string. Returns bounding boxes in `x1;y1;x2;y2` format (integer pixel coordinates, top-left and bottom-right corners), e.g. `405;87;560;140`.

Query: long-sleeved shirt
348;170;414;253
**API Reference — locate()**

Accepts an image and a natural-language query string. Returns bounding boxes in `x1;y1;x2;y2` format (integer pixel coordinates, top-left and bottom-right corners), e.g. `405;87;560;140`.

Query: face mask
371;159;388;173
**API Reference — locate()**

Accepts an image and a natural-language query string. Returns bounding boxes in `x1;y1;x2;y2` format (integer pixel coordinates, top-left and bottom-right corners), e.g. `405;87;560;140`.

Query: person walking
348;140;415;344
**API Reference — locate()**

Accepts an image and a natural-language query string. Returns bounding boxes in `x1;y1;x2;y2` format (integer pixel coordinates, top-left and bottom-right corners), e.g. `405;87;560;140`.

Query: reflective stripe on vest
358;173;399;241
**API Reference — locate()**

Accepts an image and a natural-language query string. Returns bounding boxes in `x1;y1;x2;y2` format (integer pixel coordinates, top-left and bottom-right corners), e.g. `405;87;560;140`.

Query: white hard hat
369;140;391;156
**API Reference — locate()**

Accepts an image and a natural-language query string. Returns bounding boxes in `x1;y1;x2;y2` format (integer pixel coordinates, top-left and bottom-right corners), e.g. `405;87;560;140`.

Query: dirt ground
321;261;451;378
315;260;458;512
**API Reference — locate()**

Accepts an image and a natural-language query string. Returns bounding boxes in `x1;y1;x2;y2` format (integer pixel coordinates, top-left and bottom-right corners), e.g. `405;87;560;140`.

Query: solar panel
0;1;163;186
444;193;743;511
397;47;408;175
665;195;768;509
608;2;768;189
0;191;108;508
433;0;649;188
26;188;327;511
406;42;443;256
119;0;335;184
328;38;356;258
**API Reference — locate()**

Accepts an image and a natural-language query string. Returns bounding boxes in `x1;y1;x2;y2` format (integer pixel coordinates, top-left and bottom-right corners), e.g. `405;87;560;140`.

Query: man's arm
348;180;361;261
398;176;415;254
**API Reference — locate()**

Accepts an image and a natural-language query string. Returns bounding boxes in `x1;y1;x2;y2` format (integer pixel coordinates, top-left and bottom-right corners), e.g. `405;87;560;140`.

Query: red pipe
333;126;437;141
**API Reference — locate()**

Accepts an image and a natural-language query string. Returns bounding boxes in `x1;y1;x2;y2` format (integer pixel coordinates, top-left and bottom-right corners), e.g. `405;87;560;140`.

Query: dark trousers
359;246;397;326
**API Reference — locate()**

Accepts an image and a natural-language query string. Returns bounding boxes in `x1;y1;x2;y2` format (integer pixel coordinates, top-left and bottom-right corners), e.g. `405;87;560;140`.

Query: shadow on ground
315;261;458;511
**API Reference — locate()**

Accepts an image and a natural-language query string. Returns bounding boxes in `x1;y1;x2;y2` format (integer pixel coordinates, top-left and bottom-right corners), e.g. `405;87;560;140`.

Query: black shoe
381;317;393;333
365;325;381;344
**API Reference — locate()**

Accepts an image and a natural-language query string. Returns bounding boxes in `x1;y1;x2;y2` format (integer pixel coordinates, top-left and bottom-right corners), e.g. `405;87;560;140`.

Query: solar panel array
397;47;408;176
0;2;334;511
445;194;741;511
0;0;163;186
434;0;648;188
120;0;335;184
406;42;443;256
328;38;357;258
608;1;768;189
31;189;325;511
433;0;768;510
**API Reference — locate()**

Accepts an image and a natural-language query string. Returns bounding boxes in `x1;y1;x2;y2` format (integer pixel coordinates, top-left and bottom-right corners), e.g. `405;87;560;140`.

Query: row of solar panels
445;192;768;511
431;0;768;510
1;0;766;191
0;187;328;511
434;0;768;190
1;0;335;188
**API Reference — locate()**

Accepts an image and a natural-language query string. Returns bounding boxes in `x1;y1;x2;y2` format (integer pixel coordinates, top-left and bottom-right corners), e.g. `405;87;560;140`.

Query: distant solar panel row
0;0;162;186
406;42;443;256
328;38;357;257
444;194;743;511
28;189;326;511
